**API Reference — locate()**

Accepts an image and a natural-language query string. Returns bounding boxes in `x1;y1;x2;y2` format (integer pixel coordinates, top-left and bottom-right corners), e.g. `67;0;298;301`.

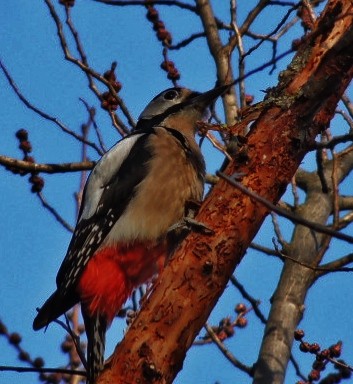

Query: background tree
1;1;353;384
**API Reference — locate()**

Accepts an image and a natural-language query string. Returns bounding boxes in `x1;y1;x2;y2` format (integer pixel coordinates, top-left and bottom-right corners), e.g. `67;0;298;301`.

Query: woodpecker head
135;84;231;132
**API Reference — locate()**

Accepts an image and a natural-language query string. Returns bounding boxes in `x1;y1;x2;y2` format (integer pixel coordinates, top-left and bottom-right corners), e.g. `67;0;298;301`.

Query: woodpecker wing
56;132;153;294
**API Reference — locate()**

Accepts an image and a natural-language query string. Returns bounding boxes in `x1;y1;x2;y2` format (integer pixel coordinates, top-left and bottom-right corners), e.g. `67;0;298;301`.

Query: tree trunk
98;1;353;383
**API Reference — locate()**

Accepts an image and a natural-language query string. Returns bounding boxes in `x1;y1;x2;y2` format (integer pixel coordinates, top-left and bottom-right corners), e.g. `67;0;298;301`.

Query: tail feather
83;310;107;384
33;290;77;331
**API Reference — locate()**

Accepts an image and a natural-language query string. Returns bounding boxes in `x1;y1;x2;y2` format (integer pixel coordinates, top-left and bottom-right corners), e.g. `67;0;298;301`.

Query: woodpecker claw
167;217;214;236
184;217;214;234
231;171;246;181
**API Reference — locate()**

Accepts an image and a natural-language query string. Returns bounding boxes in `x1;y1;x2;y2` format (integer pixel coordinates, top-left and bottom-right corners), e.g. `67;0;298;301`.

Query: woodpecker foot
231;171;246;181
168;217;214;237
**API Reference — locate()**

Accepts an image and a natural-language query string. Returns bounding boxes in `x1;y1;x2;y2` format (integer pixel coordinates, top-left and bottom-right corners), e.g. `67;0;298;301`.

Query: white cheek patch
79;134;145;221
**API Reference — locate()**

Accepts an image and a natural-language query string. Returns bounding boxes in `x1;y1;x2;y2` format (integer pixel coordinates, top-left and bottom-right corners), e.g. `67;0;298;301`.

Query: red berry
299;342;310;353
19;141;32;153
317;349;330;360
9;332;22;345
235;303;247;314
0;322;8;334
294;329;305;341
236;317;248;328
308;369;320;381
153;21;165;31
19;351;30;361
157;29;169;41
309;343;321;354
217;330;227;341
113;81;122;92
167;69;180;80
33;357;45;368
16;129;28;141
146;7;159;21
329;342;342;358
61;340;73;353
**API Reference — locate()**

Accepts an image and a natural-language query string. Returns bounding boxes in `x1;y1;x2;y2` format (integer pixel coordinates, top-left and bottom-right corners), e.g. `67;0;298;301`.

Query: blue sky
1;1;352;383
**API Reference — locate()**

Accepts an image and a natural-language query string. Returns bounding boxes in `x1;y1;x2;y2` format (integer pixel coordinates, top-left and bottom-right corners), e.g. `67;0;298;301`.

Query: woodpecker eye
163;90;179;100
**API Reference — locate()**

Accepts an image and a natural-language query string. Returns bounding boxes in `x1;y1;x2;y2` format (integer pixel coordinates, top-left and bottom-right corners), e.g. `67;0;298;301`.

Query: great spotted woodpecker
33;84;229;383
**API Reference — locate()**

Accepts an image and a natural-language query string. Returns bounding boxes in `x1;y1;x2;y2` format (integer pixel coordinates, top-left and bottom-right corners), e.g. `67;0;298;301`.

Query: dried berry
310;343;321;354
18;351;30;361
308;369;320;381
329;342;342;358
236;317;248;328
16;129;28;141
235;303;247;314
19;141;32;153
167;69;180;81
30;175;45;193
318;349;330;360
146;7;159;22
61;340;73;353
156;29;170;41
300;341;310;353
0;322;8;334
153;21;165;31
294;329;305;341
9;332;22;345
33;357;45;368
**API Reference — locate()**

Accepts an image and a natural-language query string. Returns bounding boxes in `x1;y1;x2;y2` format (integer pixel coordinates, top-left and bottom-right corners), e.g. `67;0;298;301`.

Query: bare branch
0;155;95;174
92;0;197;12
0;59;103;155
229;276;267;325
45;0;134;134
0;365;86;376
204;323;253;375
37;192;74;233
217;172;353;244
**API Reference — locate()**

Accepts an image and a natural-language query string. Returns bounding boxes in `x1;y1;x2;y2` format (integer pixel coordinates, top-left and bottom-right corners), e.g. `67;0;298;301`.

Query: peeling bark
97;1;353;383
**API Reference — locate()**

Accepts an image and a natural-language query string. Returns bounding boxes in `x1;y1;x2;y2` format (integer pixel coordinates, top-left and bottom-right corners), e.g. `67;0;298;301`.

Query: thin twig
37;192;74;233
204;323;253;375
0;365;86;376
79;98;107;152
217;171;353;244
0;155;95;174
92;0;197;12
45;0;134;133
0;59;103;155
229;276;267;324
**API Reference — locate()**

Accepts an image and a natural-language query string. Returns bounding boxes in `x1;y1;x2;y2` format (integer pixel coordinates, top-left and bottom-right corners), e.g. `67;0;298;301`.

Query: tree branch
97;2;353;383
0;155;95;174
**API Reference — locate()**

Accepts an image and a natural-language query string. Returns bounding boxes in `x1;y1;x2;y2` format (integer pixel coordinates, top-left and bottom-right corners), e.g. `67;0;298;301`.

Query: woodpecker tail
83;310;107;384
33;290;77;331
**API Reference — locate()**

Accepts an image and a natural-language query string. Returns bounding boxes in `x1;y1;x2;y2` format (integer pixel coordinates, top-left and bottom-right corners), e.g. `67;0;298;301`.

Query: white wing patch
79;134;145;221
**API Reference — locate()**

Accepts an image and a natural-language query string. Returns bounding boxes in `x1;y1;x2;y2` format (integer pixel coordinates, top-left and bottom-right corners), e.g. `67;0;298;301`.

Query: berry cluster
101;62;122;112
0;320;50;382
10;129;45;193
202;303;249;342
145;5;180;81
160;59;180;81
294;329;351;383
146;6;172;46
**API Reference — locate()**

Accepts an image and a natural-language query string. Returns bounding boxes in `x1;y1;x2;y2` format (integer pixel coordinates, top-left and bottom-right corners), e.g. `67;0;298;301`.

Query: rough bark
253;151;353;384
98;1;353;383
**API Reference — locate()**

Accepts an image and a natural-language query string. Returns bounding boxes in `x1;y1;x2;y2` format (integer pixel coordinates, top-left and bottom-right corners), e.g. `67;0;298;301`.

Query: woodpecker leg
167;217;214;236
230;171;246;181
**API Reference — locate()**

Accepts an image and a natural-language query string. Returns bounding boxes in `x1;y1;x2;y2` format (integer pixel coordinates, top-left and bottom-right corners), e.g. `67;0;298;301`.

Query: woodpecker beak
188;83;232;110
